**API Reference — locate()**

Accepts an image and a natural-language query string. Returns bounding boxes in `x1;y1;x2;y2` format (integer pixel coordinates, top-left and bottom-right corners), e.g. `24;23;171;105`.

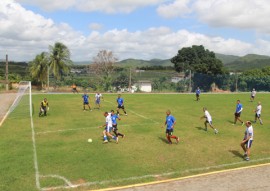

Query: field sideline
0;93;270;191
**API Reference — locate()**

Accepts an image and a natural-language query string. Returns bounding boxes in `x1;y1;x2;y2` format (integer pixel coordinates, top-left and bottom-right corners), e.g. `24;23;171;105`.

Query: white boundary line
40;157;270;191
36;122;157;135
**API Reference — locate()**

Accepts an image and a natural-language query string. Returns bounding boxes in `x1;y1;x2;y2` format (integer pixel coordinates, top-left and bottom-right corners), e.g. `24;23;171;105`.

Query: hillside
223;54;270;71
116;58;172;67
215;53;240;64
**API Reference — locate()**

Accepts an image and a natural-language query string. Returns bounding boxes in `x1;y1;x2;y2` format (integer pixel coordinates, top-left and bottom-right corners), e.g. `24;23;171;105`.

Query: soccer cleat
176;137;180;143
116;137;119;144
90;109;92;111
242;122;245;126
215;129;218;134
122;134;125;139
125;113;128;116
103;140;108;143
245;157;250;161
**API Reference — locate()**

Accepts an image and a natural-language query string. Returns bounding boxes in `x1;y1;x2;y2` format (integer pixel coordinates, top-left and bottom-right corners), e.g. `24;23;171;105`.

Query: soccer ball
87;138;92;143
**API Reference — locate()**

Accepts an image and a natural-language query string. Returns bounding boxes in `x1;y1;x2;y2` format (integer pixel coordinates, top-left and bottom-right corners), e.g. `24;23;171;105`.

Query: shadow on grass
195;126;206;131
158;136;169;144
229;150;243;159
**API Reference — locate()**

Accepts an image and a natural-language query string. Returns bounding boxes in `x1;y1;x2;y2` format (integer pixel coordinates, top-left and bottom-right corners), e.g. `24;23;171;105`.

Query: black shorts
113;124;118;131
255;113;261;118
117;104;125;109
251;96;255;98
196;94;200;97
166;129;174;135
235;112;241;117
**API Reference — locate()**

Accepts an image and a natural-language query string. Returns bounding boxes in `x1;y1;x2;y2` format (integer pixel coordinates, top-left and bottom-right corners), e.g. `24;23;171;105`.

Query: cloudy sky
1;0;270;62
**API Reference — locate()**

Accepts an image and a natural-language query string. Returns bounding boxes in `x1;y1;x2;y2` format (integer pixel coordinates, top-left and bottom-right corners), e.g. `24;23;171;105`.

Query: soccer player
82;92;92;111
111;110;125;138
99;112;118;143
240;121;254;161
95;92;103;109
162;110;180;144
196;87;201;101
233;100;244;125
116;94;127;116
39;98;49;117
200;107;218;134
250;88;256;102
254;101;263;125
71;83;78;93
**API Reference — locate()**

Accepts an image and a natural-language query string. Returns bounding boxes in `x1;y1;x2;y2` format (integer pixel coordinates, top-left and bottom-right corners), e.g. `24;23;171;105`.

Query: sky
1;0;270;62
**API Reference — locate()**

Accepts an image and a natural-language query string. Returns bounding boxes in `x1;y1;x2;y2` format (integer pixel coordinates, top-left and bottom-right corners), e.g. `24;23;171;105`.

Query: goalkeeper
39;98;49;117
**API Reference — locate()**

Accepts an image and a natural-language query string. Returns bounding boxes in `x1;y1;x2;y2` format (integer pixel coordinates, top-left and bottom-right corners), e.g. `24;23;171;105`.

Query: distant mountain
223;54;270;71
116;58;172;67
215;53;240;64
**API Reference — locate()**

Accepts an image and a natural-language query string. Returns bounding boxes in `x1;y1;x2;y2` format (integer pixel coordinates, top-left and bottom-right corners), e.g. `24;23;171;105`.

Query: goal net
0;81;32;127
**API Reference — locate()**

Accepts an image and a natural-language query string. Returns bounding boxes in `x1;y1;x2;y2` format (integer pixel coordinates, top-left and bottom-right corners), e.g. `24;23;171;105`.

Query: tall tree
49;42;72;80
171;45;226;75
29;52;49;89
91;50;117;91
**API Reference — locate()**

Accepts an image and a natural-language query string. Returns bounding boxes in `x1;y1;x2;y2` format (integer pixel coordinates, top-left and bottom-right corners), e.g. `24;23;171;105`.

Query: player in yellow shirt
39;98;49;117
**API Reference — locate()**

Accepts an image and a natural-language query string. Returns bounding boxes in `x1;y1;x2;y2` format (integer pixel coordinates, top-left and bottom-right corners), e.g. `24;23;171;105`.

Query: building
135;80;152;92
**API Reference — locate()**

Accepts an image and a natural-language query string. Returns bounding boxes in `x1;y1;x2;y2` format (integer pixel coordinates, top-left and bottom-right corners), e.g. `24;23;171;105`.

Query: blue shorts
96;100;100;104
83;101;89;105
244;139;253;148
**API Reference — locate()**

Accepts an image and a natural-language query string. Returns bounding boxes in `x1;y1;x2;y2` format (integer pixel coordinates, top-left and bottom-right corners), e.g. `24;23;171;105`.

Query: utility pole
5;54;8;91
128;67;131;92
47;66;49;92
235;72;238;92
189;70;192;92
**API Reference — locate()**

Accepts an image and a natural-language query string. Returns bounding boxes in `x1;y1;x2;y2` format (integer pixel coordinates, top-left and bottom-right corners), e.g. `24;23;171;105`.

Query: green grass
1;93;270;191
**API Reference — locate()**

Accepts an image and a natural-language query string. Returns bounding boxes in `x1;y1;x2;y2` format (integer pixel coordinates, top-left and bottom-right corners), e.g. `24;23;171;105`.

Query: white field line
40;157;270;191
36;122;157;135
30;106;41;189
104;100;159;124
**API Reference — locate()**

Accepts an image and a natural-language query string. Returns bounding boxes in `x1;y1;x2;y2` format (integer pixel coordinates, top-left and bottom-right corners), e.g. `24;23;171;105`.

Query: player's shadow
158;136;169;144
195;126;206;131
228;150;243;159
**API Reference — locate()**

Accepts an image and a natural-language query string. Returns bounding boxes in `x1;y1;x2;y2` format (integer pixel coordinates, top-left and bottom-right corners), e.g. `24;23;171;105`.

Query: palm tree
49;42;72;80
29;52;49;89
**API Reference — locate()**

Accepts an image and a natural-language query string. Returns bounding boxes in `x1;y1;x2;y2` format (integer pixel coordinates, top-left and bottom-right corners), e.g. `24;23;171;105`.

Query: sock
118;133;124;137
167;136;171;142
104;136;107;141
171;135;177;139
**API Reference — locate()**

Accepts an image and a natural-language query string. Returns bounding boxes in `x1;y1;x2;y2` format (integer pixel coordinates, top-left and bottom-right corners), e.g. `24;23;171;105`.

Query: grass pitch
1;93;270;191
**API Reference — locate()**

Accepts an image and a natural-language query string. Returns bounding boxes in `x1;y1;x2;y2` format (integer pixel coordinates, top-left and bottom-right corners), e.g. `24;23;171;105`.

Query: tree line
2;44;270;92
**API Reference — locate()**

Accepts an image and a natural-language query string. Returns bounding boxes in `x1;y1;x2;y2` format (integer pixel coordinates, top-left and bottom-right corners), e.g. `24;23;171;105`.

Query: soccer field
1;93;270;191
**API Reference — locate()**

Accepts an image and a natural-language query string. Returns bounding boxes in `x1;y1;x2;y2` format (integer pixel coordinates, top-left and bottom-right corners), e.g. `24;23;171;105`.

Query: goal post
0;81;32;127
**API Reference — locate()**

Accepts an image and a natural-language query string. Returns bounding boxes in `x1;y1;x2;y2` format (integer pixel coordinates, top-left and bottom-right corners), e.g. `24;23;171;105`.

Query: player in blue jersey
162;110;180;144
116;94;127;116
111;110;125;138
233;100;244;125
196;87;201;101
82;92;92;111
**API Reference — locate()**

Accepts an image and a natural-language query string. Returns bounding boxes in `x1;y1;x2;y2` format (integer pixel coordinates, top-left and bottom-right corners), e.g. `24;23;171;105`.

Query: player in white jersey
99;112;118;143
95;92;103;109
200;107;218;134
240;121;254;161
254;101;263;125
250;88;256;102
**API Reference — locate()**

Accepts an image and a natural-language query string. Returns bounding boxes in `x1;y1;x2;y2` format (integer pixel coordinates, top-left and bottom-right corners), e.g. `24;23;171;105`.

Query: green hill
224;54;270;71
215;53;240;64
116;58;172;67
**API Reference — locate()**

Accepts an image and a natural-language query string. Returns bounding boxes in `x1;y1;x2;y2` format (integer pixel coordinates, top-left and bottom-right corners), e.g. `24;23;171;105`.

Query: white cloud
193;0;270;33
89;23;103;31
15;0;166;13
1;0;270;62
157;0;192;18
